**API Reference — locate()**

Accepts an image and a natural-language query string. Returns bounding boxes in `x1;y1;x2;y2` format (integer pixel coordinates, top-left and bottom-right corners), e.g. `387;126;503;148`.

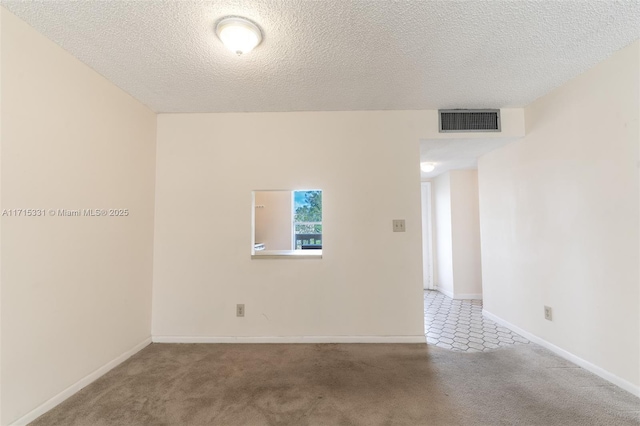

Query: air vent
439;109;501;133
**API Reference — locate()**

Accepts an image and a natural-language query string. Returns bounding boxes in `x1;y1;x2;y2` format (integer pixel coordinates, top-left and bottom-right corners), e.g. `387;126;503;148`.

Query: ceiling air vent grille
439;109;501;133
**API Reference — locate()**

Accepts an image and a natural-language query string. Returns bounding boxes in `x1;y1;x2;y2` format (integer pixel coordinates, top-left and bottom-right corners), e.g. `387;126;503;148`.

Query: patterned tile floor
424;290;529;352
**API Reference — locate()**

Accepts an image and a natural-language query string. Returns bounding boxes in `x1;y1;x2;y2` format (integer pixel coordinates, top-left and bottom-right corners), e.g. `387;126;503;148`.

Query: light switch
392;219;406;232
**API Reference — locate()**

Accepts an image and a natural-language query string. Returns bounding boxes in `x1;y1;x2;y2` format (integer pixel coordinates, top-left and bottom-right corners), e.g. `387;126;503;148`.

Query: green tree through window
293;190;322;248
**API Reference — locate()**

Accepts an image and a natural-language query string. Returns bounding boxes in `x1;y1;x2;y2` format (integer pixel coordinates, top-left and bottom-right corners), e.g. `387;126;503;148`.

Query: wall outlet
237;304;245;317
392;219;406;232
544;306;552;321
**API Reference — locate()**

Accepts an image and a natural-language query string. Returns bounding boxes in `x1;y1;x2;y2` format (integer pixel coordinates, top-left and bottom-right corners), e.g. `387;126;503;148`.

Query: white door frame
421;181;435;290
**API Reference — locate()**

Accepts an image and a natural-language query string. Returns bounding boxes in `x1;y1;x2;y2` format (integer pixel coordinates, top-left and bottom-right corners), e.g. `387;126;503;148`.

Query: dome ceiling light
420;162;436;173
215;17;263;56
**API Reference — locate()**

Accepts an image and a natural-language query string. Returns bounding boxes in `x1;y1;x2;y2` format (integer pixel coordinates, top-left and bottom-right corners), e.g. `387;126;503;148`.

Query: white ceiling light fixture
216;17;263;56
420;162;436;173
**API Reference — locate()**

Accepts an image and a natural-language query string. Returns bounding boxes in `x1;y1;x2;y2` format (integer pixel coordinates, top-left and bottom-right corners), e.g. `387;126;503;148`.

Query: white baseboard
482;310;640;398
10;337;152;426
435;287;482;300
152;335;426;344
453;293;482;300
435;287;455;299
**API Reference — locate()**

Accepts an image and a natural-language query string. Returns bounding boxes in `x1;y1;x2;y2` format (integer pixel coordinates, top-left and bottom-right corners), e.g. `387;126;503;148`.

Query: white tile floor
424;290;529;352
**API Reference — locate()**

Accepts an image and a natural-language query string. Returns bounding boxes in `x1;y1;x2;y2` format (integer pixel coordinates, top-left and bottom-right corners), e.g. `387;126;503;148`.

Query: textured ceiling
420;137;520;179
2;0;639;113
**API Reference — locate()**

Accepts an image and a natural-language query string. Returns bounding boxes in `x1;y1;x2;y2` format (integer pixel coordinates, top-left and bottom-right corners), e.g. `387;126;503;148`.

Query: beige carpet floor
30;343;639;425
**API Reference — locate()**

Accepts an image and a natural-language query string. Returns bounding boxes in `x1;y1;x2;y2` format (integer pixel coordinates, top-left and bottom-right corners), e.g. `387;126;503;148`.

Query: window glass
293;190;322;250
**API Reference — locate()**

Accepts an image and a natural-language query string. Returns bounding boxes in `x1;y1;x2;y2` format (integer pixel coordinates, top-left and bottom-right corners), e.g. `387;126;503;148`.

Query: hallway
424;290;529;352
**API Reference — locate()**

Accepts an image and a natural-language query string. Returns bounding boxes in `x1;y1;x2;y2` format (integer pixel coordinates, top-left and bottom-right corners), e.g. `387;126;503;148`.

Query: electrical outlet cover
392;219;406;232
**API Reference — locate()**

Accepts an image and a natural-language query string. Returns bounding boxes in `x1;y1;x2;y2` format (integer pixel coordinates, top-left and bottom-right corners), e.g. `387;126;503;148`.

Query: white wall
254;191;292;251
450;170;482;297
1;9;157;425
432;170;482;299
433;173;454;296
152;111;427;340
0;9;4;425
420;182;433;289
478;40;640;392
